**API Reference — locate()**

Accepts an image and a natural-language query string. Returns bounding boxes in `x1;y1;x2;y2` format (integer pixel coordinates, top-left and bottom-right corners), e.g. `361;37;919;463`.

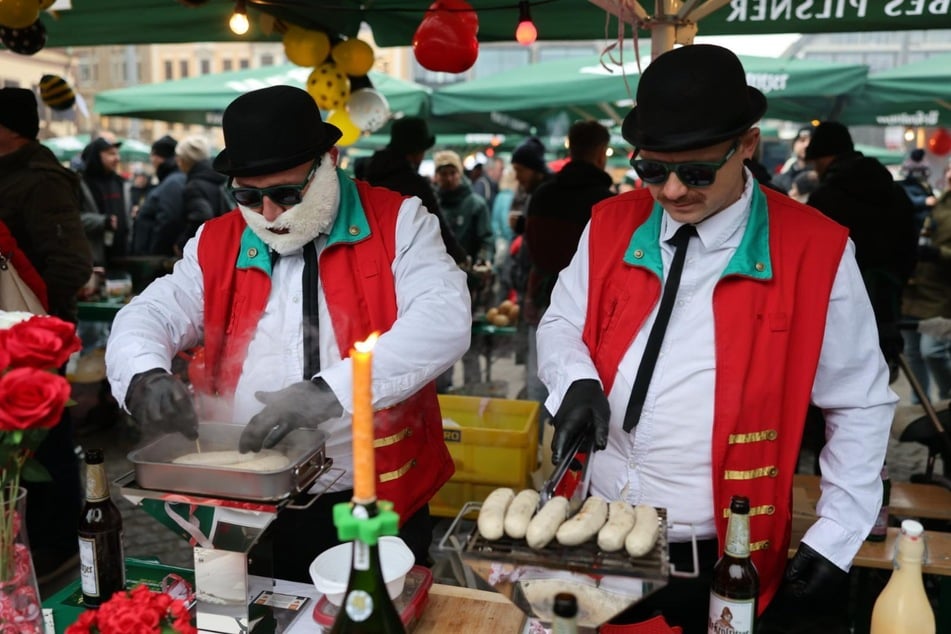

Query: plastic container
433;395;540;518
308;536;414;607
312;565;433;630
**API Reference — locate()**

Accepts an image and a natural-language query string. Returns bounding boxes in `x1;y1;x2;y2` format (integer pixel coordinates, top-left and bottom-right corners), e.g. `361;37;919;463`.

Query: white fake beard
238;153;339;254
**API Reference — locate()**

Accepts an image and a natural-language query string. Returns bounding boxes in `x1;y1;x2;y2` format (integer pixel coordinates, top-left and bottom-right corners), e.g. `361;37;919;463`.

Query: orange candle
351;332;379;503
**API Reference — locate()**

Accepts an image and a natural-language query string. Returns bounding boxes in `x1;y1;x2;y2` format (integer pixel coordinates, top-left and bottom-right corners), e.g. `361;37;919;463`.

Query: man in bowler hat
537;45;896;633
105;86;471;581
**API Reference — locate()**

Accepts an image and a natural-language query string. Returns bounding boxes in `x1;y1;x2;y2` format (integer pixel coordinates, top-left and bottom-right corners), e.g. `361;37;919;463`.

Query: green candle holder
333;500;399;545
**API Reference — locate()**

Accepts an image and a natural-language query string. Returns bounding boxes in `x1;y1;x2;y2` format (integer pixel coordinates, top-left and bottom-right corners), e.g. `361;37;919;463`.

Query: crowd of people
2;40;950;632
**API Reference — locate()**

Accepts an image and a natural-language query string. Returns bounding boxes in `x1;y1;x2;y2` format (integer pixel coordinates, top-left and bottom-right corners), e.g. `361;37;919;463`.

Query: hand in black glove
759;542;849;630
238;378;343;453
550;378;610;465
125;368;199;440
917;244;941;262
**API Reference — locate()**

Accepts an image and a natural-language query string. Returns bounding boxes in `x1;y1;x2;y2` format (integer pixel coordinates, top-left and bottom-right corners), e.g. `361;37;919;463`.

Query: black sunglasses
227;158;320;208
630;141;738;188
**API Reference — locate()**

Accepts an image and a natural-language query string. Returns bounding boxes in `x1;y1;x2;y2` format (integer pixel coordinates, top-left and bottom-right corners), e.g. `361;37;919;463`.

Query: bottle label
78;537;99;596
353;539;370;572
85;465;110;502
344;589;374;622
708;593;755;634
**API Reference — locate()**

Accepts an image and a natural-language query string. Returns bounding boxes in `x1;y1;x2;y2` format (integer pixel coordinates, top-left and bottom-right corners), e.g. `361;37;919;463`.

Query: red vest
582;186;848;609
195;177;454;522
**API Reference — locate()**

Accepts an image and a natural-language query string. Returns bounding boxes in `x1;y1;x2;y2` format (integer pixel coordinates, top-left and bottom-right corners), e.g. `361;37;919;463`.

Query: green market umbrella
94;66;431;126
431;54;869;136
41;135;151;163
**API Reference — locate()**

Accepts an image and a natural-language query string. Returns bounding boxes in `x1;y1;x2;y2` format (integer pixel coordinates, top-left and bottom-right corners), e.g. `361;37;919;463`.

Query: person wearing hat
131;134;187;256
105;85;471;582
0;87;93;585
805;121;918;384
537;45;896;633
365;116;466;263
174;134;229;251
772;125;814;194
898;147;938;232
78;135;130;266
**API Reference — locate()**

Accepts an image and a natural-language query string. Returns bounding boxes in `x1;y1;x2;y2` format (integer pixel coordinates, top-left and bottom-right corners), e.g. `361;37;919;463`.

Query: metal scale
117;423;340;633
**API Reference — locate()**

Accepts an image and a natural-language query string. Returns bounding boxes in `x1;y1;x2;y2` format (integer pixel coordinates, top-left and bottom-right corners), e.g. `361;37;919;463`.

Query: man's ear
329;147;340;165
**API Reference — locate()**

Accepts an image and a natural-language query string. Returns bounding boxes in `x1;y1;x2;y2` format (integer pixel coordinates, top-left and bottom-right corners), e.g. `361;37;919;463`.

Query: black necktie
302;240;320;380
622;224;696;432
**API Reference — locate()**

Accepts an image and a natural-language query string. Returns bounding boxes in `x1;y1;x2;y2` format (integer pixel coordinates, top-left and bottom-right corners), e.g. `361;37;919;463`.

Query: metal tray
128;422;329;501
439;501;670;628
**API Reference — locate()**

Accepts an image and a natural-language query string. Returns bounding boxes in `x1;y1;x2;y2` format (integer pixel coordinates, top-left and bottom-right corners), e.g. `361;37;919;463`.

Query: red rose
0;344;8;372
0;367;71;430
5;316;81;370
64;609;97;633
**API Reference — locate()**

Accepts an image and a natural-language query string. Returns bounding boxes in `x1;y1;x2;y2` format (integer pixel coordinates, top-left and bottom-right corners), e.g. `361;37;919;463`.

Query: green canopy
837;53;951;127
36;1;951;48
40;135;151;163
94;66;431;126
431;54;869;136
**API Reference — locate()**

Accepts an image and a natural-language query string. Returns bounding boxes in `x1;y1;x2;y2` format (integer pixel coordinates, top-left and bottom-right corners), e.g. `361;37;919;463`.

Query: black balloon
0;19;47;56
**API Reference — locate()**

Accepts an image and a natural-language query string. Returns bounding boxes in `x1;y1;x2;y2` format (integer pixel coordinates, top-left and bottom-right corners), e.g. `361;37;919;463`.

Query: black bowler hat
213;85;343;177
803;121;853;160
622;44;767;152
389;117;435;154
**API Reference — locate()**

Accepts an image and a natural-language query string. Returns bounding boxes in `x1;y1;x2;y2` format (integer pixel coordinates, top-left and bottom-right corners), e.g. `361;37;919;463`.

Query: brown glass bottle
708;495;759;634
78;449;125;607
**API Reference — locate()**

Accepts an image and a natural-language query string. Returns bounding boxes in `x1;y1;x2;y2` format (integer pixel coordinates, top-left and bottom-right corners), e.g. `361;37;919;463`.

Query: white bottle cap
901;519;924;538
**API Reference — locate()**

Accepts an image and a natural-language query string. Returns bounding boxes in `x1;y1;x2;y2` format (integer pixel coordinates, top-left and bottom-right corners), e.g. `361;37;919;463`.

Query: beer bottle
708;495;758;634
867;463;890;542
329;502;406;634
78;449;125;607
870;519;936;634
551;592;579;634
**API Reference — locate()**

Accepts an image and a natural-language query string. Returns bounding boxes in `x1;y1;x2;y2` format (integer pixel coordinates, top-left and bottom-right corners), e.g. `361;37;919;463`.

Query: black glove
125;368;199;440
550;378;610;465
917;244;940;262
759;542;849;631
238;378;343;453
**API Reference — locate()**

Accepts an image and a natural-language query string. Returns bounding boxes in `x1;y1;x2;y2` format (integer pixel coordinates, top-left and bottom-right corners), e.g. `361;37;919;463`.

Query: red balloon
928;128;951;156
413;0;479;73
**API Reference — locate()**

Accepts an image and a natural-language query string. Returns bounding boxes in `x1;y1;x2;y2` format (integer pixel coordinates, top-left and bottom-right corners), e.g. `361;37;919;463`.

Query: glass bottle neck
724;510;751;558
85;463;110;502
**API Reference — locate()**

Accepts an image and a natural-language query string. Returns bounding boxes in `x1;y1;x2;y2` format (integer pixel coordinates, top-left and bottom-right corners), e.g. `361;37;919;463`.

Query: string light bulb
229;0;250;35
515;1;537;46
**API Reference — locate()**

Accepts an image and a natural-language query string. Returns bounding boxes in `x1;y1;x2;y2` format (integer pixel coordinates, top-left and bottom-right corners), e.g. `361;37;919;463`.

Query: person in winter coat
538;46;895;633
79;137;130;266
131;135;186;256
105;86;470;583
0;87;93;585
364;117;466;263
434;150;493;266
898;148;938;233
174;135;229;252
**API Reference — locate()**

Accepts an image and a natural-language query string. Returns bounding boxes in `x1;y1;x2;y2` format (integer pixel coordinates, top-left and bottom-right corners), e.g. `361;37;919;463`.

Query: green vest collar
622;183;772;282
236;228;272;275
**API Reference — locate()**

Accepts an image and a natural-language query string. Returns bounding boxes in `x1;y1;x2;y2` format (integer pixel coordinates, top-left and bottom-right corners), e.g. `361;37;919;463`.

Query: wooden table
793;473;951;521
416;584;525;631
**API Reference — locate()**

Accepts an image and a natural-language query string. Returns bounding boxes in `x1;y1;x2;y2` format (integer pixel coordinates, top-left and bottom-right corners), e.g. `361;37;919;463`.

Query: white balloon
347;88;391;133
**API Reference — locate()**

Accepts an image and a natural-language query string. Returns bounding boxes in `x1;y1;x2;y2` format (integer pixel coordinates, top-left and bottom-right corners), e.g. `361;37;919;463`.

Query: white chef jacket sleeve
803;239;899;571
537;222;603;417
319;196;471;412
105;228;206;408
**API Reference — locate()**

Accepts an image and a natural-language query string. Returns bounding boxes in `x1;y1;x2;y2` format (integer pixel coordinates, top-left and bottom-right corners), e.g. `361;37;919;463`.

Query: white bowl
309;536;414;606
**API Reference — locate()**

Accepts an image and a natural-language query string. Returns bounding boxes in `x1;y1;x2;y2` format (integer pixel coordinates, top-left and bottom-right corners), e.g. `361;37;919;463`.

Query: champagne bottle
78;449;125;608
870;519;936;634
708;495;758;634
551;592;579;634
867;463;890;542
329;502;406;634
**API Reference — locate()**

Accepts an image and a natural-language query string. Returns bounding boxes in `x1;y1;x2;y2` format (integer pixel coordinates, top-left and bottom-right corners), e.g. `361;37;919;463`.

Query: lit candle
351;332;379;504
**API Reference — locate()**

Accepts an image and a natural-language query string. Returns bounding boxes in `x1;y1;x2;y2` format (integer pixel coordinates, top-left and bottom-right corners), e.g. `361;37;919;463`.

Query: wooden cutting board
416;584;525;631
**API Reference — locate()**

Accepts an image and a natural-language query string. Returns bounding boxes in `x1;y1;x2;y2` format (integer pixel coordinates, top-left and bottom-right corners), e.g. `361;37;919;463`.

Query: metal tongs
539;425;597;515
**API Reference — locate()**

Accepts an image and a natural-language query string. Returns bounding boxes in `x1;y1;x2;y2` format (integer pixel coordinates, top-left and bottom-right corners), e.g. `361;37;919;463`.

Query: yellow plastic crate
431;395;540;518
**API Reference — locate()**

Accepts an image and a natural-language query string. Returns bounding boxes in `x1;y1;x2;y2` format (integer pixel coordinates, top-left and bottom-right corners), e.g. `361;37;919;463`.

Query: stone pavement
40;342;946;605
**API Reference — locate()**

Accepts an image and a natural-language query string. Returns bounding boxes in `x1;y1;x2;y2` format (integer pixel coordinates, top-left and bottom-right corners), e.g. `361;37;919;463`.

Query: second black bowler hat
213;85;343;177
389;117;435;154
622;44;767;152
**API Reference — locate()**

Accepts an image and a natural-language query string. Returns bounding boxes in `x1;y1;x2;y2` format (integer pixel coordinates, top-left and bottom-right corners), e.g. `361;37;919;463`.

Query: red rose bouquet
65;584;197;634
0;310;80;582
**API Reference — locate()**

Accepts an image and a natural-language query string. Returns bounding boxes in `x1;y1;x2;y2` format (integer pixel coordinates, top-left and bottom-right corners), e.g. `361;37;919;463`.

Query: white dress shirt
538;172;897;571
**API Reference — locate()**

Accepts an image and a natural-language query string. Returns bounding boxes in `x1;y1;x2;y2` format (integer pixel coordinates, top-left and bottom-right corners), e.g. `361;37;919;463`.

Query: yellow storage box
431;395;540;518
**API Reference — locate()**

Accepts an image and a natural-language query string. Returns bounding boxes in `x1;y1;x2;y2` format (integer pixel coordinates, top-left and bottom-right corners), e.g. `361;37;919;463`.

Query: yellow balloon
326;109;360;147
0;0;40;28
331;38;375;77
306;61;350;112
283;25;330;68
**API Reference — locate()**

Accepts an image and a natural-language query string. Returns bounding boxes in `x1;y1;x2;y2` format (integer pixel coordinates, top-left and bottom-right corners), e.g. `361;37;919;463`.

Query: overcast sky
695;33;802;56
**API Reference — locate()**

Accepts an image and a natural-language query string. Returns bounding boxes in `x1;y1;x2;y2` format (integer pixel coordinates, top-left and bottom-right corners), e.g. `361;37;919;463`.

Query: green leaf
20;458;52;483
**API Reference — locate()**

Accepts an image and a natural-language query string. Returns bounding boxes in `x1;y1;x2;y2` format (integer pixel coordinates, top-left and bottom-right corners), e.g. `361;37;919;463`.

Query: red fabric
599;616;682;633
581;187;848;610
196;181;454;521
0;221;48;311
